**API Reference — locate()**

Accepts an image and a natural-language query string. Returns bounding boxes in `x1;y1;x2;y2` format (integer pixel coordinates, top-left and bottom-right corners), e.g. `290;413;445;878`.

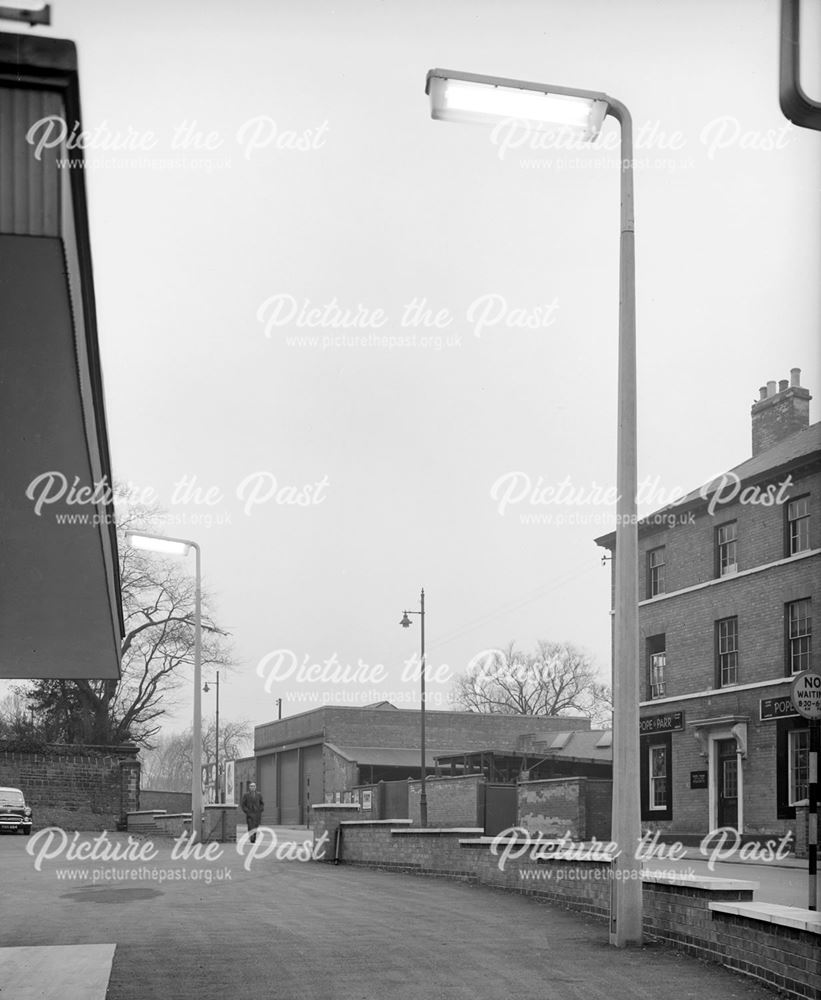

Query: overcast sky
7;0;821;733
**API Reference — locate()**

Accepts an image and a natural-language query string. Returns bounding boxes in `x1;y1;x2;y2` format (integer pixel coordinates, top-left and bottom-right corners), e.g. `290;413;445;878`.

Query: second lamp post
400;588;427;827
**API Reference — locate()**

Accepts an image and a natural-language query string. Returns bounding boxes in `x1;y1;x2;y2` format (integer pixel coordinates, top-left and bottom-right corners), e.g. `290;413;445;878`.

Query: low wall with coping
310;811;820;1000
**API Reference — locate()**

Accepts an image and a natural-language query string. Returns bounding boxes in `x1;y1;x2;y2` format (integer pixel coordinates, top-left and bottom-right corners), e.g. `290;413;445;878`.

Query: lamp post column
420;588;427;828
192;542;203;842
609;101;642;947
215;671;220;804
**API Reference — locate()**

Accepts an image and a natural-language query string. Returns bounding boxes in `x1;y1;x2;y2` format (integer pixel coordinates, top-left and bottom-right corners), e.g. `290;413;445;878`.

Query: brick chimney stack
750;368;811;456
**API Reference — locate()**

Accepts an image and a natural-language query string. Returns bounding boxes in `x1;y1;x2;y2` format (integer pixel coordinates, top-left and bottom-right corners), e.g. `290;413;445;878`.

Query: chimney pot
751;372;811;456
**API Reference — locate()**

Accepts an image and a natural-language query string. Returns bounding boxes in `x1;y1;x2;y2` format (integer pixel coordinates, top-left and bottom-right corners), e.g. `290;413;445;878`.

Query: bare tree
140;717;252;790
452;640;612;726
27;491;233;747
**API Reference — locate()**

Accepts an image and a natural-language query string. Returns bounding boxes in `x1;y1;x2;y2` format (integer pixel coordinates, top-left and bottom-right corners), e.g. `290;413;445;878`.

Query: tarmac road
0;830;781;1000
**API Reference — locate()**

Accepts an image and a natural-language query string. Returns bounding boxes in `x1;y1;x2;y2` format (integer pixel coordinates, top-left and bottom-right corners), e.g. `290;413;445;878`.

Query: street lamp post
204;670;220;803
126;530;203;843
425;69;641;946
400;588;427;827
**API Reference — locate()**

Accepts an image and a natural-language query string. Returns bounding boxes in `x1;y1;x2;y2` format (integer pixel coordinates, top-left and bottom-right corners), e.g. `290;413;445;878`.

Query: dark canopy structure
0;33;122;679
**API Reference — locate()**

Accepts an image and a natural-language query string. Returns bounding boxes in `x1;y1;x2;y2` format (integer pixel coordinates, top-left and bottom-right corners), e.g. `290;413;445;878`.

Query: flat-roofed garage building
251;703;594;824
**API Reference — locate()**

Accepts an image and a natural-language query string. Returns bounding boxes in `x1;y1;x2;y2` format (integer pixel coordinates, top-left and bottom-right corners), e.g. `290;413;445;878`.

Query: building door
716;739;738;829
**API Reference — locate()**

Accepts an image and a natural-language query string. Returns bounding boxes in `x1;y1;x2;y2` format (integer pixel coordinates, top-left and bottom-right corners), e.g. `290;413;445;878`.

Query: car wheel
19;827;31;836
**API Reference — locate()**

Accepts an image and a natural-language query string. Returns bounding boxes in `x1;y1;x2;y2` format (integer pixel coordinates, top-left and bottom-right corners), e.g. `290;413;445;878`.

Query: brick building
597;368;819;838
250;703;593;824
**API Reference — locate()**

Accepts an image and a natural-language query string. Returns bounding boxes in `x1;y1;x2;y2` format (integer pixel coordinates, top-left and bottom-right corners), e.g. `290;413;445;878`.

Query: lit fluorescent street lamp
126;530;203;842
426;68;641;947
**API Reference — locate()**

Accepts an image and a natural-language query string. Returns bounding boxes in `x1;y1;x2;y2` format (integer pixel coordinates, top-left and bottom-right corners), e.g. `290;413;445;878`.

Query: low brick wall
0;743;140;830
310;813;820;999
408;775;484;827
203;805;239;843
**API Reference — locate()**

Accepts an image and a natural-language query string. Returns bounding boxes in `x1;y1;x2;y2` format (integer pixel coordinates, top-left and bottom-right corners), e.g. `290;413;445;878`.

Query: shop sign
639;711;684;734
760;695;798;721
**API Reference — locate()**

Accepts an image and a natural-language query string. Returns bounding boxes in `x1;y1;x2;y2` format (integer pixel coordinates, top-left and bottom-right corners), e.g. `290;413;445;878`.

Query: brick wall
0;744;140;830
324;746;359;801
140;789;191;813
408;775;484;826
518;777;612;840
635;463;819;601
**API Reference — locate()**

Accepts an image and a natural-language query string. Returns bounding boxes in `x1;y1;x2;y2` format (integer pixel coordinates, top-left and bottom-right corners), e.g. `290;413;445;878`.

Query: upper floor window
716;616;739;687
647;547;665;598
786;496;810;556
716;521;738;577
786;598;812;675
647;634;666;699
789;729;809;805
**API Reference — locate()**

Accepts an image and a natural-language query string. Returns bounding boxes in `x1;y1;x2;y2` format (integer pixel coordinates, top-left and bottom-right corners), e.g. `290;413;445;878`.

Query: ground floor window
789;729;809;805
640;731;672;821
777;717;811;818
649;746;668;809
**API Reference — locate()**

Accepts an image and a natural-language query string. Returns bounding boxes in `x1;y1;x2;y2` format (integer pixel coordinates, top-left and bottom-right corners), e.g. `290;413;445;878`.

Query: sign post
790;670;821;911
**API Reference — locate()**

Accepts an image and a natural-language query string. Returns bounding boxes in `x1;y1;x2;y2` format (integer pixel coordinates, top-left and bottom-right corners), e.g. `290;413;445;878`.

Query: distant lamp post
425;68;641;946
203;671;220;803
400;589;427;827
126;530;203;842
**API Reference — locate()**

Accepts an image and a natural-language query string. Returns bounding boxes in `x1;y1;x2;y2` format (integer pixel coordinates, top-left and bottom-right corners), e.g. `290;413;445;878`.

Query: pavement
0;826;785;1000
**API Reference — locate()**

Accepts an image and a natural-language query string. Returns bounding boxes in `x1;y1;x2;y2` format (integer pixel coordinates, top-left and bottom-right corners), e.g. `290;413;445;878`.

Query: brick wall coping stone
204;804;238;810
458;836;565;846
127;810;167;816
157;812;192;819
410;774;486;783
391;827;484;835
642;871;759;892
339;819;413;827
313;803;362;810
710;900;821;934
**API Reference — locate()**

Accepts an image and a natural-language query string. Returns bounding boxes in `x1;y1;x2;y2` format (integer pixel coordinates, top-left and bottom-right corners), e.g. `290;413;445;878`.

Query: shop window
789;729;809;805
640;731;672;821
649;746;668;809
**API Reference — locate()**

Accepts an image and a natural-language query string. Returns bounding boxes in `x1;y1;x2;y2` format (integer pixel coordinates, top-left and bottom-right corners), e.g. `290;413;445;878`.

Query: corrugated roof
543;730;612;760
326;744;445;768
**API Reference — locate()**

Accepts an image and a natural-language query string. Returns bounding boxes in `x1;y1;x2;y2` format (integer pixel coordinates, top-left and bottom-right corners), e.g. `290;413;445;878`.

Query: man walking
241;782;264;844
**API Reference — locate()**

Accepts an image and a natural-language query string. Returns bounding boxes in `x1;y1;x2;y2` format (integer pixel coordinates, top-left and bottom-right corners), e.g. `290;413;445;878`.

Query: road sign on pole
791;671;821;911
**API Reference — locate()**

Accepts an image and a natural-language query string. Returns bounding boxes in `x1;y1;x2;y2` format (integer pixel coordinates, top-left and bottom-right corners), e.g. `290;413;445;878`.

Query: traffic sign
791;671;821;720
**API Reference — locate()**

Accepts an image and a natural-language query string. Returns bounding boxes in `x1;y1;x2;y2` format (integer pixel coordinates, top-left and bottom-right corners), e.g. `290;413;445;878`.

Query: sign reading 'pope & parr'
639;711;684;734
